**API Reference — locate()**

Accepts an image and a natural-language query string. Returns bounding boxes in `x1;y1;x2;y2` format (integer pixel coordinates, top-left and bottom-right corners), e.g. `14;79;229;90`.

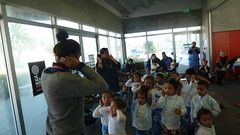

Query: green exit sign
182;7;192;13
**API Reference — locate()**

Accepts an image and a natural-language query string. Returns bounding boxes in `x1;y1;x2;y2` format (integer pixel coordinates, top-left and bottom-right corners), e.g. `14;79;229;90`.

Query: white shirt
108;110;126;134
150;88;161;104
125;79;141;93
180;79;198;107
191;94;221;120
92;105;110;126
196;124;216;135
132;101;152;130
156;95;186;130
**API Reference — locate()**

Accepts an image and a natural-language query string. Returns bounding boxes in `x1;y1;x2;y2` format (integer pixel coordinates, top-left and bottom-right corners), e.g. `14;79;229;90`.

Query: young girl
125;72;142;117
157;78;186;135
144;75;162;135
132;85;152;135
108;97;127;134
92;91;113;135
196;108;216;135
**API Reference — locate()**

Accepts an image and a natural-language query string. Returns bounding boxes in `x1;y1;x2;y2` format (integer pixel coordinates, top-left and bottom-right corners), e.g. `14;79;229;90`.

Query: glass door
82;36;98;67
0;30;17;135
174;34;189;73
174;33;200;73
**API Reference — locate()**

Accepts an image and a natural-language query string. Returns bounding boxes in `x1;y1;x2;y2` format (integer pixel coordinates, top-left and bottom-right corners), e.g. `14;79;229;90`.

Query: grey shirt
41;65;108;135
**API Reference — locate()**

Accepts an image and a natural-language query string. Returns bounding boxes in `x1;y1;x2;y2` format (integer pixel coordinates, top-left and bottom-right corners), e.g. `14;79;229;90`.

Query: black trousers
216;70;226;83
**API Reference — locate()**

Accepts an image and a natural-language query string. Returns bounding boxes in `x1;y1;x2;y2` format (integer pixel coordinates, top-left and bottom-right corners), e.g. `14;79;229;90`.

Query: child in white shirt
125;72;142;117
196;108;216;135
108;97;127;134
92;91;113;135
157;78;186;135
180;68;198;134
191;80;221;131
132;85;152;135
144;75;162;135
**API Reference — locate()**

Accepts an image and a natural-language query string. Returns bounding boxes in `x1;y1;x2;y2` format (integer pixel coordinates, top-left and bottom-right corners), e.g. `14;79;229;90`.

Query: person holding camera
188;41;201;71
41;30;108;135
96;48;121;92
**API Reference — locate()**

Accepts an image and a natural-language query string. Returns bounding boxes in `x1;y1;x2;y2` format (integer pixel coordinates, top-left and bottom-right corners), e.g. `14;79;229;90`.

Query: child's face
101;93;112;106
110;101;117;117
164;83;176;96
137;93;147;105
144;79;154;88
197;84;207;97
200;114;213;128
134;75;141;82
186;74;192;82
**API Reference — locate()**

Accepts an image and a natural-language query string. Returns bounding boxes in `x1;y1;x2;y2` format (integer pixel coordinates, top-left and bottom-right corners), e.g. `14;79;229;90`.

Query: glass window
124;32;146;38
57;19;79;29
173;28;187;33
82;37;97;67
147;34;174;59
174;34;189;73
109;31;116;37
109;37;123;63
98;29;107;35
99;36;108;49
8;22;54;135
125;37;147;62
147;29;172;35
82;25;96;32
188;26;201;31
116;33;121;38
0;32;17;135
68;35;80;43
6;5;51;24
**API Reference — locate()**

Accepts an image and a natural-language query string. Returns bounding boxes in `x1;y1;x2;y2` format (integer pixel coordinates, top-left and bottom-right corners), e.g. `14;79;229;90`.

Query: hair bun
56;30;69;42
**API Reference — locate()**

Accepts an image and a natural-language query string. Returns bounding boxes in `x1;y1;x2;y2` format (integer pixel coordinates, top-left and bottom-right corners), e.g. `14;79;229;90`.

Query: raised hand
174;107;182;115
59;57;80;69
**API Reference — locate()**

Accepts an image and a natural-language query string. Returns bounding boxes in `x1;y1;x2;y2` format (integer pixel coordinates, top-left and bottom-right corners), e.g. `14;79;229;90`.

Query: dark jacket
96;60;121;92
146;58;162;71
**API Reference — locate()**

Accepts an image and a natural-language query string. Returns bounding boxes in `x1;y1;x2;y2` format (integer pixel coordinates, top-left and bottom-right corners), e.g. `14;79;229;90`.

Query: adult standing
124;58;136;74
96;48;121;92
161;52;173;71
188;41;200;70
146;54;163;74
41;30;108;135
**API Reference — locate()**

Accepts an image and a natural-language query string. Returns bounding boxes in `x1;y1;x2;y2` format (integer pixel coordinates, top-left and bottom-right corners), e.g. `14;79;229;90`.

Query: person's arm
61;65;108;96
196;48;200;54
125;79;134;87
197;75;210;84
92;105;103;118
210;98;221;117
190;97;195;122
188;48;193;54
178;97;187;115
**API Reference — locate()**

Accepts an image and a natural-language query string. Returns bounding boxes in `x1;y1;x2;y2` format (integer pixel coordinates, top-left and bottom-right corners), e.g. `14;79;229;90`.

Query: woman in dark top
96;48;121;92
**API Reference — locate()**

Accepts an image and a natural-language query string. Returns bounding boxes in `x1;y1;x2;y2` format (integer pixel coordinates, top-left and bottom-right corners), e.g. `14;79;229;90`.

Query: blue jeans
151;109;162;135
136;129;151;135
101;125;108;135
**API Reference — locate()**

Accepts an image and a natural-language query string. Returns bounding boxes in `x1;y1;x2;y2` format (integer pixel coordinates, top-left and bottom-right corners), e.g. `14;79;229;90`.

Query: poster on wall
28;61;45;96
88;54;95;67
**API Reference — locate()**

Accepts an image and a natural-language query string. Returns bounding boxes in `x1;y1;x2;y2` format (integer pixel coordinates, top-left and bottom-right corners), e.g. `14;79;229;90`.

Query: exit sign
182;7;192;13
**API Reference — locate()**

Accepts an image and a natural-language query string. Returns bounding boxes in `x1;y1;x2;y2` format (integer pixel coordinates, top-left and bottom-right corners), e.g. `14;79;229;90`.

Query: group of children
93;68;221;135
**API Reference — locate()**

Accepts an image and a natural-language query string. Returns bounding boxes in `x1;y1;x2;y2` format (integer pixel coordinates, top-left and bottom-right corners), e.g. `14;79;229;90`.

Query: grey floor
85;79;240;135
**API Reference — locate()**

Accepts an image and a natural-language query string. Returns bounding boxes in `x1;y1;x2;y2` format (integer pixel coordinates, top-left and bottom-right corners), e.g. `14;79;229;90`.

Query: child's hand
191;75;196;82
174;107;182;115
60;57;80;69
99;99;104;106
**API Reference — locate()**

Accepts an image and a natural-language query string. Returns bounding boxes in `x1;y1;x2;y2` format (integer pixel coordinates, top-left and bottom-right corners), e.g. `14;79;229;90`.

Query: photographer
96;48;121;92
41;30;108;135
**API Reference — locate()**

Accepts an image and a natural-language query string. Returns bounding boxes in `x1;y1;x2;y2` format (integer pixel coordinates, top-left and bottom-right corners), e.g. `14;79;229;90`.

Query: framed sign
28;61;45;96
